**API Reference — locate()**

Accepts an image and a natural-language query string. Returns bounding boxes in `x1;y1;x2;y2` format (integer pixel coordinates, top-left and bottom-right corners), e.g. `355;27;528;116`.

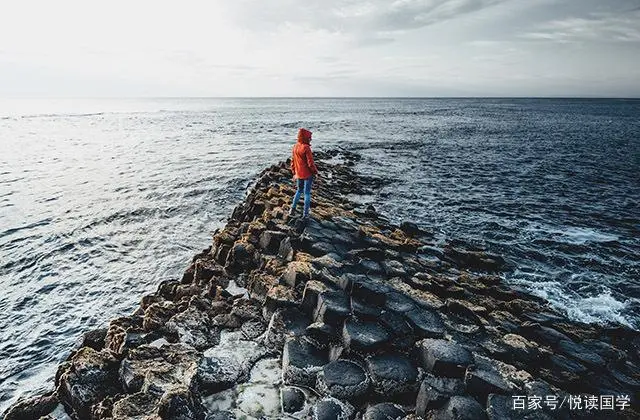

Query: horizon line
2;95;640;100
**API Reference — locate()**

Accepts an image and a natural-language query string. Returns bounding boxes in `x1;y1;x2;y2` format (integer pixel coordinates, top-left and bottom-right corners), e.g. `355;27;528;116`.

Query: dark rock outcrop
316;359;370;401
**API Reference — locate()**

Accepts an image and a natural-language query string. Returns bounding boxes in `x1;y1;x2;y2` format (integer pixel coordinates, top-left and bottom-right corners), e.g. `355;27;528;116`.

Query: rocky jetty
5;149;639;420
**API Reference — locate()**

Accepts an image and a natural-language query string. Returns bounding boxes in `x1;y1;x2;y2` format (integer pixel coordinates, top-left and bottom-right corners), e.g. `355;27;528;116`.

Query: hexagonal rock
334;272;361;292
197;356;245;395
549;354;587;375
165;306;220;351
352;297;383;320
443;246;505;272
303;221;330;239
81;327;108;351
311;267;346;291
521;325;571;347
343;318;391;353
316;218;339;231
362;402;406;420
610;361;640;390
311;397;356;420
143;301;179;332
445;299;486;325
348;247;386;262
193;258;224;283
3;393;58;420
521;311;566;325
378;311;415;351
332;231;357;248
479;337;511;361
158;280;180;300
382;260;407;277
316;360;370;401
197;330;270;395
56;348;121;419
314;290;352;325
464;360;518;401
310;241;337;256
264;307;310;349
351;280;388;306
306;322;340;348
283;261;312;288
582;339;625;362
119;343;201;394
112;387;203;420
301;280;331;315
405;308;446;339
387;277;445;311
384;292;417;313
110;391;160;419
500;334;542;364
282;337;329;387
104;319;147;356
360;259;384;274
264;284;300;316
333;216;359;232
214;243;232;265
415;374;466;417
224;241;256;273
281;386;306;414
157;386;205;420
259;230;287;253
557;339;606;369
487;311;521;334
278;236;295;261
366;354;419;398
310;254;344;275
431;395;488;420
205;411;236;420
417;339;475;378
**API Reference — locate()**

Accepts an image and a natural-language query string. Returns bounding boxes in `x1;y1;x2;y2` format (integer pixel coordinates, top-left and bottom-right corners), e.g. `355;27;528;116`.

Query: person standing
289;128;318;219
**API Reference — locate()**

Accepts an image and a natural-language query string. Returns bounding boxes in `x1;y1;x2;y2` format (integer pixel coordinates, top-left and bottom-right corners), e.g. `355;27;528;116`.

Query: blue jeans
292;176;313;217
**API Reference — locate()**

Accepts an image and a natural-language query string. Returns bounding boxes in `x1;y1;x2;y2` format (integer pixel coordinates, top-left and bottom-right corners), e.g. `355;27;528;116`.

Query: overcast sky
1;0;639;97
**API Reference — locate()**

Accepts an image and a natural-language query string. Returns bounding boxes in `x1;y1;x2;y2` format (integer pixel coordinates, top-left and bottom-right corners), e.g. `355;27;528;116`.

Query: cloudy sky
1;0;639;97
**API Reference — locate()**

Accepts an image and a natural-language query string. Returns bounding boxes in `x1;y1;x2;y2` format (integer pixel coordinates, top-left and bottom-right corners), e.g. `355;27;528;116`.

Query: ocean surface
0;97;639;412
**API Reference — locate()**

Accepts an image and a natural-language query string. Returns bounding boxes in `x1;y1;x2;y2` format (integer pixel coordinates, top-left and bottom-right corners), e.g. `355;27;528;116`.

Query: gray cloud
353;36;396;47
225;0;508;39
366;0;507;31
521;9;640;43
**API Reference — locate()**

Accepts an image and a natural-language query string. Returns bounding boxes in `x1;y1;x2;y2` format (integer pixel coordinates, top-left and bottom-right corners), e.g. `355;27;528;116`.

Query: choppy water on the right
357;99;640;330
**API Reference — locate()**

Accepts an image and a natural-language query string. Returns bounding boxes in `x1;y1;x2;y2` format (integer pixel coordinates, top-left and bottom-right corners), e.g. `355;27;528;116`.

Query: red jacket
291;128;318;179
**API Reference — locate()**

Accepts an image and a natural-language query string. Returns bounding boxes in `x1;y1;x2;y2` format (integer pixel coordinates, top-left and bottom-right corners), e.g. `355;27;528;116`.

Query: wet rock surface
280;386;306;414
416;374;466;416
367;353;420;399
282;337;328;387
363;402;406;420
418;338;475;378
6;149;639;419
317;359;370;401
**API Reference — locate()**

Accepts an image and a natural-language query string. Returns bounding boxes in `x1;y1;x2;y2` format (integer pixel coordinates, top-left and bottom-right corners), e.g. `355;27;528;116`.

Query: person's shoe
288;208;296;217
